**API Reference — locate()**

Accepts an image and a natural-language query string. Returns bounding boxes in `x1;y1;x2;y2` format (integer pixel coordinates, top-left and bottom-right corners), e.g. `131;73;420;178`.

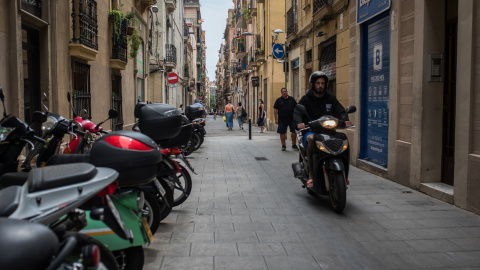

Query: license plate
142;217;154;243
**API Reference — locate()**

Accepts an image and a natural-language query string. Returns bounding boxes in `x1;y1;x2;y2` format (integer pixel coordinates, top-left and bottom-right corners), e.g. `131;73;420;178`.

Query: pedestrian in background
235;102;245;130
225;101;234;130
274;87;298;151
257;99;265;133
213;107;217;120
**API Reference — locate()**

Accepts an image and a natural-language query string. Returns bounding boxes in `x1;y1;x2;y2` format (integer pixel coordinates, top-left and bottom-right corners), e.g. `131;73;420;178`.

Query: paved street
144;116;480;270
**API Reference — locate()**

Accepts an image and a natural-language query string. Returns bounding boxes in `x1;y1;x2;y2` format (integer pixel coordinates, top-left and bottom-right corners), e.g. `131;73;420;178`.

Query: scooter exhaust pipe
291;162;303;178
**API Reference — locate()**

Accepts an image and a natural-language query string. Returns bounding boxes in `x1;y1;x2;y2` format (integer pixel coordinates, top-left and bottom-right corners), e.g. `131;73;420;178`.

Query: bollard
248;119;252;140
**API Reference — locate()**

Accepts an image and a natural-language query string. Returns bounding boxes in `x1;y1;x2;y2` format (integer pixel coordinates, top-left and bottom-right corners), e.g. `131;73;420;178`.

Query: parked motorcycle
291;104;356;213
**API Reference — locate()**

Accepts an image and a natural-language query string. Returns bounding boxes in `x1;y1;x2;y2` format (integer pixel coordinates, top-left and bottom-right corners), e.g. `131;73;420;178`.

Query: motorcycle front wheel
172;164;192;207
328;170;347;213
143;190;161;235
113;246;144;270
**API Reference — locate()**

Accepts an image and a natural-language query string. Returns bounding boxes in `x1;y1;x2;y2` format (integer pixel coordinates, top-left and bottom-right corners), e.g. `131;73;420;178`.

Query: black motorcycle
292;104;356;213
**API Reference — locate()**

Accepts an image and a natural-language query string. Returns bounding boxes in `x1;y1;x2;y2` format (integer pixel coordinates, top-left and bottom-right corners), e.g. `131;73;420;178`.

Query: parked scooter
291;104;356;213
0;162;126;270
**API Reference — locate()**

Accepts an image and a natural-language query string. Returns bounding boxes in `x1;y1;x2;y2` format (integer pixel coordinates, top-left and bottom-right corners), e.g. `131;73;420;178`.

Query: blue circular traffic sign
272;43;285;59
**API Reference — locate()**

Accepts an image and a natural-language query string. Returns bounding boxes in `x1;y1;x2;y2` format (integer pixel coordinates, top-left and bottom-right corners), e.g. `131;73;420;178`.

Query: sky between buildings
200;0;234;81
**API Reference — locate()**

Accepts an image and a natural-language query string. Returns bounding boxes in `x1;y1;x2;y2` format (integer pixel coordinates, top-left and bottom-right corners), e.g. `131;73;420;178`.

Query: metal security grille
313;0;332;14
112;75;123;131
319;40;336;80
71;0;98;50
72;61;91;118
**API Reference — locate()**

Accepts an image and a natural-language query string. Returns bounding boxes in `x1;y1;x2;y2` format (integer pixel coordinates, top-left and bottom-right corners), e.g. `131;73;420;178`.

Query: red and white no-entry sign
168;72;178;84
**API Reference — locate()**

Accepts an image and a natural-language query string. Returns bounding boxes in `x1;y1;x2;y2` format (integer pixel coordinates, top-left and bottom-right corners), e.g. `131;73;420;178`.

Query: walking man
274;87;298;151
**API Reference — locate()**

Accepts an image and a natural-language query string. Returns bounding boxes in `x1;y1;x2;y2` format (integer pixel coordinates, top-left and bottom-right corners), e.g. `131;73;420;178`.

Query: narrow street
144;116;480;270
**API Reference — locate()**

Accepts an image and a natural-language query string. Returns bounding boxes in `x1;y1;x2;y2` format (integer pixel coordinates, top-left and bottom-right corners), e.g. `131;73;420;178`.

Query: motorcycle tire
329;170;347;213
192;131;203;151
158;178;174;221
73;233;119;270
112;246;144;270
184;135;199;156
172;164;192;207
143;190;161;235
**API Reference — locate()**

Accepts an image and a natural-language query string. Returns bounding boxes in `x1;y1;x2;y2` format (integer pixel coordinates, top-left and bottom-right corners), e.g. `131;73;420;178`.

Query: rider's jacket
293;89;349;132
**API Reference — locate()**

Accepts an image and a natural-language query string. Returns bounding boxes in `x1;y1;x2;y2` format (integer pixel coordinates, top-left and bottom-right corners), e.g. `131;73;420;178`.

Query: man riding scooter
293;71;352;191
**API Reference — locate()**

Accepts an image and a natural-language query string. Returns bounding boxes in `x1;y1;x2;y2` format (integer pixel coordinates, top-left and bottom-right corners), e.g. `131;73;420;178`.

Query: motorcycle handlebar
32;135;46;144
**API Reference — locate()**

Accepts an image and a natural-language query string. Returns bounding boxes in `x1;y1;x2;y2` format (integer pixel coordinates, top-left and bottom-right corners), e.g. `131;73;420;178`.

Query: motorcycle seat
28;163;97;193
0;186;22;217
0;218;59;270
0;171;29;188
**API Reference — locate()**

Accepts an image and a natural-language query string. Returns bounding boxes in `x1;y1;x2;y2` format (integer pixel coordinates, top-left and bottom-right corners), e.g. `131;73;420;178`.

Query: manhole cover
255;157;268;161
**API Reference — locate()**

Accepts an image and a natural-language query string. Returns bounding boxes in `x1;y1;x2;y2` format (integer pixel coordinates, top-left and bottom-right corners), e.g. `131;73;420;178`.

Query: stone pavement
144;115;480;270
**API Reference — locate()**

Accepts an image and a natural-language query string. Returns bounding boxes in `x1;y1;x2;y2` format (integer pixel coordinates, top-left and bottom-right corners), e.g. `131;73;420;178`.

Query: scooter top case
0;218;58;270
89;130;162;187
135;102;183;142
157;115;193;148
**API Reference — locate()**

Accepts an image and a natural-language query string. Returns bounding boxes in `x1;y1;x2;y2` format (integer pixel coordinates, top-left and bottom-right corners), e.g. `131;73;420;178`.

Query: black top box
135;103;183;141
185;105;205;121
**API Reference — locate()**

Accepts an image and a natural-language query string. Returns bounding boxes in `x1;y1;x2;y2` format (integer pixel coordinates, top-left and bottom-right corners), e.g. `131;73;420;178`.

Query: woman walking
225;101;234;130
257;99;265;133
235;102;245;130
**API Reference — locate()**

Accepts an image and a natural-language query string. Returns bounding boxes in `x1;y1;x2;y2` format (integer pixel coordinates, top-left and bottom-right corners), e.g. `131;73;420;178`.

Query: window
318;38;336;95
112;74;123;131
72;61;91;118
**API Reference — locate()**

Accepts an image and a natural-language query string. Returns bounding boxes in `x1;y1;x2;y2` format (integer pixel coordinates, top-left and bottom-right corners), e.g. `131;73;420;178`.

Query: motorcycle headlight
0;127;15;141
316;140;349;155
320;117;338;129
42;116;58;133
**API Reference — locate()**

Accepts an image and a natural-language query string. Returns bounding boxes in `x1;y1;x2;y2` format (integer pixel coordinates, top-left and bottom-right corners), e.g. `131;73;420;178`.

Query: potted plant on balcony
255;48;264;55
128;27;141;58
125;11;139;35
108;9;126;44
242;7;251;23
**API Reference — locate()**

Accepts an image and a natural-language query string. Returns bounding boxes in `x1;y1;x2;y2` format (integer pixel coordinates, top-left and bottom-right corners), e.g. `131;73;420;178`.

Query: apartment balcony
165;0;176;12
313;0;333;18
69;0;98;62
185;0;200;7
110;19;128;70
165;44;177;71
286;6;298;37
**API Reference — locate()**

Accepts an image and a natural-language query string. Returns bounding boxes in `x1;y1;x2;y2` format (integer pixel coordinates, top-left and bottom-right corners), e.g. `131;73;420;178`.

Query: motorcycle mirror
345;106;357;114
108;109;119;119
67;92;77;117
31;111;47;123
41;93;49;112
0;85;5;117
80;109;88;120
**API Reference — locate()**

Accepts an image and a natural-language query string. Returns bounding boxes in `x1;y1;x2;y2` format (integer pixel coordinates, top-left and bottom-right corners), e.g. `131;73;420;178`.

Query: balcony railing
184;0;200;7
313;0;333;14
111;19;128;62
237;40;245;53
166;44;177;65
71;0;98;50
286;6;297;37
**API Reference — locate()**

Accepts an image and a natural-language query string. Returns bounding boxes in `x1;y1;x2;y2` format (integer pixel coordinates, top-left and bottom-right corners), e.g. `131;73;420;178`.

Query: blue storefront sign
357;0;391;24
360;11;390;167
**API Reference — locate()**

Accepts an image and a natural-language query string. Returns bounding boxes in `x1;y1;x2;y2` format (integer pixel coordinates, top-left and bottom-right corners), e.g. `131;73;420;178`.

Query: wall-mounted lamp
272;29;284;41
151;5;159;13
316;31;326;37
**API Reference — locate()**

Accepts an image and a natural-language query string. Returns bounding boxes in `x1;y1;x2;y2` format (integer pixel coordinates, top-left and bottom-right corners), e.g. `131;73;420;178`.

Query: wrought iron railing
111;19;127;62
237;40;245;53
111;74;123;131
71;0;98;50
22;0;42;18
166;44;177;64
313;0;333;14
72;61;91;118
286;6;297;37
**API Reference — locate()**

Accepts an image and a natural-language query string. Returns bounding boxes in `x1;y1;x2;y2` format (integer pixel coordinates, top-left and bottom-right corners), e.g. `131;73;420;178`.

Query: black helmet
309;71;329;88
